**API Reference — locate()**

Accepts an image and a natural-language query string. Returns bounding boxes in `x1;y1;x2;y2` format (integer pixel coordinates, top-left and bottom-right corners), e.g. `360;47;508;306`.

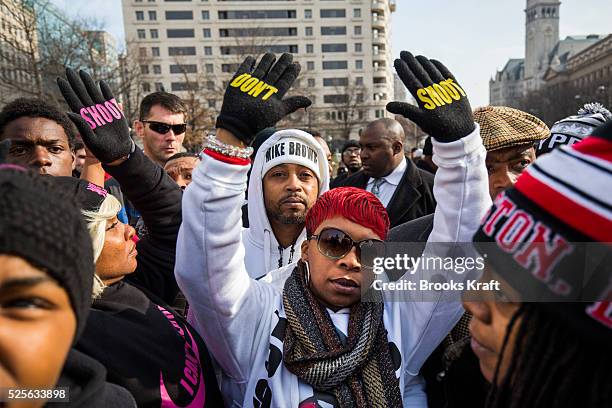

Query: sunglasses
309;227;385;267
141;120;187;135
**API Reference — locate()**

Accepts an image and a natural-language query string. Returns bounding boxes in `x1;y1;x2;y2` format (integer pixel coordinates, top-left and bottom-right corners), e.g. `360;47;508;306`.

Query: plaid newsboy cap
474;106;550;151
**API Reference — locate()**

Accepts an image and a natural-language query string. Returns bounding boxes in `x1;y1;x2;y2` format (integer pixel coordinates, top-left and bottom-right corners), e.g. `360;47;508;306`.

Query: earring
304;261;311;285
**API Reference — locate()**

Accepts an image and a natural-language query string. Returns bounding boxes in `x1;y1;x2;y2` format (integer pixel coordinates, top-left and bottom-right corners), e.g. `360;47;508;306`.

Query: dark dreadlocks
486;303;612;408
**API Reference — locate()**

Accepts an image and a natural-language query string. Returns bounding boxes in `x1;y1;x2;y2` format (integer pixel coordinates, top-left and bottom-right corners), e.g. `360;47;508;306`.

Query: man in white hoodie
243;129;329;279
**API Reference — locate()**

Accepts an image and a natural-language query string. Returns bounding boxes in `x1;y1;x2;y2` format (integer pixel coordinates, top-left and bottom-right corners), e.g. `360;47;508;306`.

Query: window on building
307;61;315;70
139;47;147;57
140;65;149;74
204;46;212;55
155;82;164;91
308;78;315;87
205;63;213;73
152;47;160;56
222;63;239;73
354;26;362;35
167;29;195;38
220;44;298;55
320;9;345;18
306;44;313;53
323;61;348;70
208;99;216;108
304;9;312;19
171;82;195;92
206;80;214;90
305;26;313;36
373;77;386;84
355;76;363;85
218;10;296;19
355;43;362;52
142;82;151;92
219;27;297;37
323;77;349;87
322;43;347;53
136;11;144;20
170;64;197;73
150;29;159;38
153;65;162;74
148;10;157;20
137;29;146;39
355;60;363;69
324;94;349;104
353;8;361;18
203;28;211;37
165;10;193;19
168;46;196;56
321;26;346;35
375;109;385;118
202;10;209;19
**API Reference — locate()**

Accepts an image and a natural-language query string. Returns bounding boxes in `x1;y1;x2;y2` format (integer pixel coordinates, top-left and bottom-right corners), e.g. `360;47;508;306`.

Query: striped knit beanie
473;120;612;345
536;102;612;156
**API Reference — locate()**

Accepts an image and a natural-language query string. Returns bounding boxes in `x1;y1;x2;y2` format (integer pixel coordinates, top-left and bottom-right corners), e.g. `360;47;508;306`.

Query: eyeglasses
309;227;385;267
141;120;187;135
343;147;361;156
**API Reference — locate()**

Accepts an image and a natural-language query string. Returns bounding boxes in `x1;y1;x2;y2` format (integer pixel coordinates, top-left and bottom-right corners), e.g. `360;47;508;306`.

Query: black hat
473;121;612;345
537;103;611;156
51;176;108;213
341;140;360;154
0;166;95;341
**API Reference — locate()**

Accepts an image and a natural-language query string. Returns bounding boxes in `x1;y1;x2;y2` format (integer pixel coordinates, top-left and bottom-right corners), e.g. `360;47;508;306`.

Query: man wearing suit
388;105;551;408
333;117;435;228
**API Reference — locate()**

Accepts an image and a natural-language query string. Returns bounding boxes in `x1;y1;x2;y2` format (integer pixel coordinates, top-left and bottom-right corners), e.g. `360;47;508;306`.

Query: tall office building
0;0;38;105
121;0;396;139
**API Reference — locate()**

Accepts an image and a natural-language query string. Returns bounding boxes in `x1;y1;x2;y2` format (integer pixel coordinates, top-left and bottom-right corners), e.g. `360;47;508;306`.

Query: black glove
0;139;10;164
216;53;311;145
57;69;134;163
387;51;475;143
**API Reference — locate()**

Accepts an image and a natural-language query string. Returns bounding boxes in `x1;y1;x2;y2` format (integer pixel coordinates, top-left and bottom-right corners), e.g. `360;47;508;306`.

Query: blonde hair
81;194;122;299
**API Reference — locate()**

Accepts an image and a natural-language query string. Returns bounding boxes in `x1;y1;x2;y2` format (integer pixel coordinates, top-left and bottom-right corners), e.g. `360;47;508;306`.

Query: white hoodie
175;126;491;407
243;129;330;279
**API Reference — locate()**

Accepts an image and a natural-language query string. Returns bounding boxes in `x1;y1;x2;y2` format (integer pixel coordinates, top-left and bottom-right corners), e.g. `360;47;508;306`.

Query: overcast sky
50;0;611;106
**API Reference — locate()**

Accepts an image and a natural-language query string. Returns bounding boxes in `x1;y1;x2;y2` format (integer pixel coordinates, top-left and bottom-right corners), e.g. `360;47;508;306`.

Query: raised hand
57;69;134;164
387;51;475;142
216;52;311;145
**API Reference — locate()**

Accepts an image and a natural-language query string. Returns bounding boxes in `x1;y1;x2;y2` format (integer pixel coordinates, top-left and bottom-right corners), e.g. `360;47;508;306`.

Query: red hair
306;187;390;240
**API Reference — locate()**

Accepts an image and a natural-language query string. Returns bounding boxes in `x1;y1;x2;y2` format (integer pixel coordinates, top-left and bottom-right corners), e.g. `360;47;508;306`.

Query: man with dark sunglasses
133;92;188;167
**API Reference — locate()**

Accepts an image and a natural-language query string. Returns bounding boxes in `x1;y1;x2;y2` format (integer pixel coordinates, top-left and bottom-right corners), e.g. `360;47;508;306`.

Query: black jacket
388;214;488;408
334;159;436;228
49;349;136;408
76;148;223;408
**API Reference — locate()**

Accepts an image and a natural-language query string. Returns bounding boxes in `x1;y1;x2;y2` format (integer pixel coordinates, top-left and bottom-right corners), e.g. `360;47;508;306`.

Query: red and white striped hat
473;120;612;343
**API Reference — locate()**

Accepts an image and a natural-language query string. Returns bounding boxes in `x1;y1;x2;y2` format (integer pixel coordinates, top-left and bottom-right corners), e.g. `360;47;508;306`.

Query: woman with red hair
176;51;491;407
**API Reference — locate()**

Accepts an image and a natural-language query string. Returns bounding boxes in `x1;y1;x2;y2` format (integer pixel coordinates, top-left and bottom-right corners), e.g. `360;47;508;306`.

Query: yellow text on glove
230;74;279;101
417;79;467;110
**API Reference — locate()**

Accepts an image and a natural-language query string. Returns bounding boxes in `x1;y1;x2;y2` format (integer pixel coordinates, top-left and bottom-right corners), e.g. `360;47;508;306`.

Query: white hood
242;129;330;279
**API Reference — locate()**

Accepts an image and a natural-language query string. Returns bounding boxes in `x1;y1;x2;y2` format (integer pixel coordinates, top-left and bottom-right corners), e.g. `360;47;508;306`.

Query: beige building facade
0;0;39;106
121;0;396;140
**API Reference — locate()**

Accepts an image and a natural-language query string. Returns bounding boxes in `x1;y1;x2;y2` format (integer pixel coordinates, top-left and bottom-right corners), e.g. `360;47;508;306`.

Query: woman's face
0;255;76;406
301;216;380;310
463;267;522;384
95;216;138;285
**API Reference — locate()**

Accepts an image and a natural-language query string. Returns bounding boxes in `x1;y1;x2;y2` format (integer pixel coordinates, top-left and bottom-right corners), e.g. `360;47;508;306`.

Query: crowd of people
0;49;610;408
